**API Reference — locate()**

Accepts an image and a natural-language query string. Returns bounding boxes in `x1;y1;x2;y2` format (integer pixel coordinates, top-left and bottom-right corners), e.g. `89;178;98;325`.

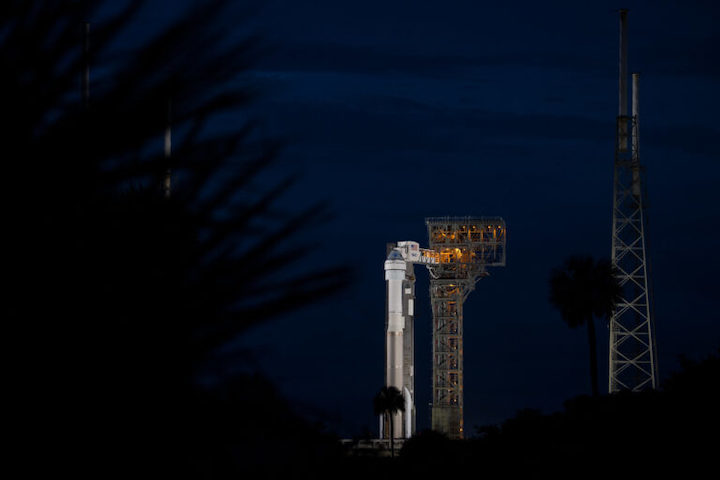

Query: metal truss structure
426;217;506;438
609;10;658;393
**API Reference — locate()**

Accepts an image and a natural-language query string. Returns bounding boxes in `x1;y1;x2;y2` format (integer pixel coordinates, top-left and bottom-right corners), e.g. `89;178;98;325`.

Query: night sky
131;0;719;437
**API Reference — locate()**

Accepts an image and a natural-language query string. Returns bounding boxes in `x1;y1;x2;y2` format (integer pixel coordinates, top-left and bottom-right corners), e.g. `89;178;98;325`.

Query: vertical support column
402;263;416;438
617;9;629;153
618;10;628;118
430;279;465;438
631;73;641;198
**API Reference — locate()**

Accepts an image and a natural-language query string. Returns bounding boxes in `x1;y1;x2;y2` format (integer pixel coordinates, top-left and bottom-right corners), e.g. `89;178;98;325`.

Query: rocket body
384;250;406;438
383;243;422;439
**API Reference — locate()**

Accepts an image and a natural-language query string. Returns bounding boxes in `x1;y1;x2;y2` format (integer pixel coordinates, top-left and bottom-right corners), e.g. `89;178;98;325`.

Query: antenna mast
608;10;659;393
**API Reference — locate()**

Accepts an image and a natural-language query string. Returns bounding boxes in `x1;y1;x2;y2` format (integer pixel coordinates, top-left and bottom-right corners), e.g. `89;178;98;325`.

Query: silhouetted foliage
467;348;720;474
2;1;349;475
188;373;345;478
318;355;716;478
399;429;454;467
663;349;720;395
549;256;621;396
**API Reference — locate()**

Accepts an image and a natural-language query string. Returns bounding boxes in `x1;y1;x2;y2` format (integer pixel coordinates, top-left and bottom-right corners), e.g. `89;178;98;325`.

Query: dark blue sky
131;0;719;436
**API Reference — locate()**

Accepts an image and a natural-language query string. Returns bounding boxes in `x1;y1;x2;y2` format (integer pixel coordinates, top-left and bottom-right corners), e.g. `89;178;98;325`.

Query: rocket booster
384;249;406;438
383;241;433;439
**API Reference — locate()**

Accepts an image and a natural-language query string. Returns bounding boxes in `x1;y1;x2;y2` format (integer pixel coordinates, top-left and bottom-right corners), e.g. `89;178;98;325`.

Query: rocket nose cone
387;249;404;260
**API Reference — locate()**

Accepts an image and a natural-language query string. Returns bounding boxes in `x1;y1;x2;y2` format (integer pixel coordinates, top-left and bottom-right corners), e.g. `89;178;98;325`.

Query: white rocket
382;241;438;439
384;248;406;438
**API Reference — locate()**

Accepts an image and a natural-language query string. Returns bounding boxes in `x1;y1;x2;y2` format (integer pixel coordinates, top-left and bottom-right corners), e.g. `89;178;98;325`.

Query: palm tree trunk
587;314;599;396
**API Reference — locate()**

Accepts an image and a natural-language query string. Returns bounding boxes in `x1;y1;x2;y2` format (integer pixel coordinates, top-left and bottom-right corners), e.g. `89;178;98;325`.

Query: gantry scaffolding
426;217;506;438
608;10;658;393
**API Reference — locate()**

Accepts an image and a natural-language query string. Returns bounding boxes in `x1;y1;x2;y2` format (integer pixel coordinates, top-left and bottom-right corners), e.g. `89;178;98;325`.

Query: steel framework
609;10;658;393
426;217;505;438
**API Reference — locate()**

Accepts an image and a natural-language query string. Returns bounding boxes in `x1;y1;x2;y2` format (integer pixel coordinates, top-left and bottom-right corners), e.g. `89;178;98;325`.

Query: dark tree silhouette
466;347;720;474
2;0;349;473
398;429;453;465
663;349;720;396
373;385;405;457
549;256;620;396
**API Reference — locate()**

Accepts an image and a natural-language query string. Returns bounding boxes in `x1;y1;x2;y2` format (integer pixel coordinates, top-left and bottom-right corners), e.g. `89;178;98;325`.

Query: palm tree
373;386;405;457
2;1;350;473
549;256;621;396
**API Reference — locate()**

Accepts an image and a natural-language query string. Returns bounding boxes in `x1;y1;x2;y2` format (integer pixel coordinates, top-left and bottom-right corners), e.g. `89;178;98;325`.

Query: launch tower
608;10;658;392
426;217;506;438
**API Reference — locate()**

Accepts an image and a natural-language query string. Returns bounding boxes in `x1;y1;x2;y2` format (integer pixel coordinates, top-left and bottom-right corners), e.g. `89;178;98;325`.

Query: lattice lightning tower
608;10;658;393
426;217;506;438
